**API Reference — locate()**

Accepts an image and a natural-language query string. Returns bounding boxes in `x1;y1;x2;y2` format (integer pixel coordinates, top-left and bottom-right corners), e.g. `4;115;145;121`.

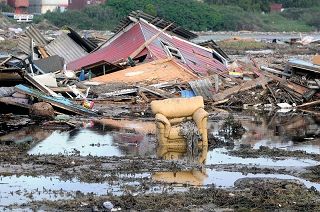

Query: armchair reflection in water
153;143;208;186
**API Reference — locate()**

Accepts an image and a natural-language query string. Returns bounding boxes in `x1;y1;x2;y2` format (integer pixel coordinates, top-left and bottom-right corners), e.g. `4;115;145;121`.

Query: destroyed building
67;11;229;77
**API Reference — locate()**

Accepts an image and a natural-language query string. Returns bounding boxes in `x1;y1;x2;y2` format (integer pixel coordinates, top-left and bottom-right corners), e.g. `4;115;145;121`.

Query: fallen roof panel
17;37;31;54
15;84;97;116
91;59;198;84
45;33;88;64
188;78;214;100
25;25;48;46
68;23;146;71
33;55;64;73
288;59;320;74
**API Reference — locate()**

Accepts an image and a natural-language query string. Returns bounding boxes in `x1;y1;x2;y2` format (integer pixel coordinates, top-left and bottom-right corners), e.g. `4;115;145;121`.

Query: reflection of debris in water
219;115;246;139
179;120;201;162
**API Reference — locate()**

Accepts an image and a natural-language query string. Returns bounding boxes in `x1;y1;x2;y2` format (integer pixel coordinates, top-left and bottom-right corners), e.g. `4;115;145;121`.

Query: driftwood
297;100;320;108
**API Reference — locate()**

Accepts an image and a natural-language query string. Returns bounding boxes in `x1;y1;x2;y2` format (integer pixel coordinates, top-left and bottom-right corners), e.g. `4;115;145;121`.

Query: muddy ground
1;36;320;211
1;109;320;211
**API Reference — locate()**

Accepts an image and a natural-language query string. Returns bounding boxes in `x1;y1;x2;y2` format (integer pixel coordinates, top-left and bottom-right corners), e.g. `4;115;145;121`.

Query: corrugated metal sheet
18;25;48;54
25;25;48;46
45;33;88;64
17;37;31;54
188;78;214;100
68;23;145;71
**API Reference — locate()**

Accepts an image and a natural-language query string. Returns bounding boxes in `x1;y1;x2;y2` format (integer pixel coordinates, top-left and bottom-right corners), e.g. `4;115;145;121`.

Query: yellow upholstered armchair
151;96;208;146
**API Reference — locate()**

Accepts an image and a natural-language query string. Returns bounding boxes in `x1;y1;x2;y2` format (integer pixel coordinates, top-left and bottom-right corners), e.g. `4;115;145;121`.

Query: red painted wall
7;0;29;8
7;0;29;14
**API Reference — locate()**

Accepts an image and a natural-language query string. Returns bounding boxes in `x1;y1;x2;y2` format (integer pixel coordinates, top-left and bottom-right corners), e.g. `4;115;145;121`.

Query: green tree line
205;0;320;11
36;0;319;32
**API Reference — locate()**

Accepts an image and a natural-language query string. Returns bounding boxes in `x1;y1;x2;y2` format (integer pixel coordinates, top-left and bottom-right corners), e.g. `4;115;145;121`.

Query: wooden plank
129;23;173;59
212;76;269;102
297;100;320;108
15;84;97;116
0;56;12;67
38;47;49;58
0;97;31;109
22;72;59;97
50;87;87;93
137;86;173;98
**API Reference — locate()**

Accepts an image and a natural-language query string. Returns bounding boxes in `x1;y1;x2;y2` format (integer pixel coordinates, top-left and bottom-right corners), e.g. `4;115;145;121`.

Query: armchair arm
155;113;171;137
192;108;208;130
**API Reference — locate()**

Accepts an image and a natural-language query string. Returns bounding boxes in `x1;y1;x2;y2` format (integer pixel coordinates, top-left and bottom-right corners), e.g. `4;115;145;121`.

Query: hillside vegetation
34;0;320;32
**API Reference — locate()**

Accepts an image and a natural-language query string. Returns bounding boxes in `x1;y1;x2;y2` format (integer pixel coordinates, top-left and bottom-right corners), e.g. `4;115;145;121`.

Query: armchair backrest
151;96;204;119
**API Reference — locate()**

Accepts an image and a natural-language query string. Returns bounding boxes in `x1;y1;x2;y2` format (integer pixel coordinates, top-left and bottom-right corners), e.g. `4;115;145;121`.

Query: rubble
29;102;55;119
0;11;318;118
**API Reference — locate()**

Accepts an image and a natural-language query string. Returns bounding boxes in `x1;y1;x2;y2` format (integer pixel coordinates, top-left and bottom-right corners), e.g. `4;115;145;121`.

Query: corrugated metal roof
68;23;146;71
113;10;198;40
188;78;214;100
45;33;88;64
68;19;227;75
25;25;48;46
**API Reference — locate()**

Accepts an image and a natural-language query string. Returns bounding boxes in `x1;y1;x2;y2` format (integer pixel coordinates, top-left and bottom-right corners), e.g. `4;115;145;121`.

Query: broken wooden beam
20;72;59;97
263;72;310;96
0;97;31;109
297;99;320;109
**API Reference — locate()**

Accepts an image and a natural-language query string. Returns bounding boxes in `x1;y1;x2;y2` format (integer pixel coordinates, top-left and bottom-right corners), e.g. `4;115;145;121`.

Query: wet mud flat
1;110;320;211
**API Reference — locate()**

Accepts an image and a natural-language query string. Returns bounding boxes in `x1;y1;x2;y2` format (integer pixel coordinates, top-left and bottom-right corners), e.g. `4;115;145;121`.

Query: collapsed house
67;10;228;77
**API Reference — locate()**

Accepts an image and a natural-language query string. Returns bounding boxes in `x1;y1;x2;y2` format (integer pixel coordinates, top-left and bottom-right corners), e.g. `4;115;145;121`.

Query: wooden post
214;74;219;92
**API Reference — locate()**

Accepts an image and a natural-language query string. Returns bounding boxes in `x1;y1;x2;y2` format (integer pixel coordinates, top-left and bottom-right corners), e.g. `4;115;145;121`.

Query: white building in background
29;0;68;14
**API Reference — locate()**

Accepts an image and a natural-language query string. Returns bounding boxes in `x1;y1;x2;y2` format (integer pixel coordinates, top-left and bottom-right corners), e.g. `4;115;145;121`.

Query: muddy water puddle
207;148;318;167
1;169;320;207
0;112;320;207
0;173;158;207
1;113;317;157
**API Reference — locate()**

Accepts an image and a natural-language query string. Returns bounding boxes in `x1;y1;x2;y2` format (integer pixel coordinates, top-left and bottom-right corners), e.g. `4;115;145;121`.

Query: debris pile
0;10;319;119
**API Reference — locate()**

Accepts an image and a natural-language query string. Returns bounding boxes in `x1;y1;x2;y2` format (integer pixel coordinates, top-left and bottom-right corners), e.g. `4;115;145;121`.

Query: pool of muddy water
0;112;319;206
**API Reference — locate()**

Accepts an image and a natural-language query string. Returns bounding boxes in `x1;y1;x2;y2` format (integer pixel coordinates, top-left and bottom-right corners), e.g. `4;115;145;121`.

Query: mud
10;178;320;211
1;111;320;211
229;145;320;162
